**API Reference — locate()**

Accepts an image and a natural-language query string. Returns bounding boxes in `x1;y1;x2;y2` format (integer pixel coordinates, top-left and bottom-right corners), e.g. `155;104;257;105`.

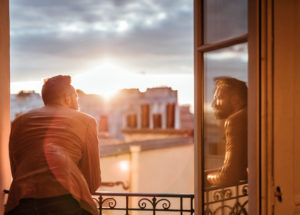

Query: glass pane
204;0;247;44
203;43;248;213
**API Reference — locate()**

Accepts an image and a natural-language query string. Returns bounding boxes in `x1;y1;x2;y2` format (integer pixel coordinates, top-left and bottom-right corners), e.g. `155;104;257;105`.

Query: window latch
274;186;282;202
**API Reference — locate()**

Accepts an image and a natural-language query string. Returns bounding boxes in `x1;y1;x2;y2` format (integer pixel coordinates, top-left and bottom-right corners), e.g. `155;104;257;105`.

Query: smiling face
211;86;235;120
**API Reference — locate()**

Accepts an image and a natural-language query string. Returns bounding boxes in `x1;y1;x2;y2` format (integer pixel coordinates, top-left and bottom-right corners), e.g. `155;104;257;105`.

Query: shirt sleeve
79;118;101;193
9;117;22;178
207;111;247;186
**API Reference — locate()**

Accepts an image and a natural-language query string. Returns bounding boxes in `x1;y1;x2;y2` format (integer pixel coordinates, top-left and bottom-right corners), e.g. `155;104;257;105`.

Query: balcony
92;181;248;215
204;181;248;215
4;182;248;215
93;192;194;215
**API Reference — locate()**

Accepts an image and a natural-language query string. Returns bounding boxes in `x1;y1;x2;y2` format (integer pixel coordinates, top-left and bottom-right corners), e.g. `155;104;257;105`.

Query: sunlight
71;58;194;105
72;59;138;98
118;160;130;172
59;22;86;34
10;58;194;108
116;20;129;32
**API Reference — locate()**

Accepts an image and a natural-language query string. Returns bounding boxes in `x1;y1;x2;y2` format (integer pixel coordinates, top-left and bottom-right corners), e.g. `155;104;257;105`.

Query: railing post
221;188;224;215
180;196;183;215
236;184;239;214
152;197;156;215
126;195;129;215
190;196;193;215
99;195;103;215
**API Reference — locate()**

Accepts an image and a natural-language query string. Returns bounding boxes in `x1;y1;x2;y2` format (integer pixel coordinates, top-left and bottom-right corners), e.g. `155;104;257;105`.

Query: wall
137;145;194;193
99;144;194;194
99;154;130;192
0;0;11;214
273;0;300;214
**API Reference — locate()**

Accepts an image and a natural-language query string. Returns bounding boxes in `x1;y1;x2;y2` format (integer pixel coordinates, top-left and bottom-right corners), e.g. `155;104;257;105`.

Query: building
10;91;43;121
104;87;181;139
99;137;194;194
78;87;193;141
10;87;193;142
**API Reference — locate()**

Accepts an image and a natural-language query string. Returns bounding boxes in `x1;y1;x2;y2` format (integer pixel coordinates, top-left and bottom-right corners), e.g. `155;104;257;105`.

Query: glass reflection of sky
204;43;248;111
204;0;248;43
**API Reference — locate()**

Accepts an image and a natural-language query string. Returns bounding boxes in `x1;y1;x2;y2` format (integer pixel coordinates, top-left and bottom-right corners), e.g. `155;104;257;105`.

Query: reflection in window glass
204;0;247;44
203;43;248;188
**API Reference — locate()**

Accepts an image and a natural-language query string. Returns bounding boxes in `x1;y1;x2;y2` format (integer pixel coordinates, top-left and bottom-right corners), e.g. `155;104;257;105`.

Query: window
152;114;162;129
166;103;176;129
195;0;249;213
126;114;137;129
141;104;150;128
99;115;109;132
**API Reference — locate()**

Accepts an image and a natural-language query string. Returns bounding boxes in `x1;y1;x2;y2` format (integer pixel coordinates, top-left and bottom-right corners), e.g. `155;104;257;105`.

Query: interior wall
291;2;300;212
273;0;300;214
0;0;11;214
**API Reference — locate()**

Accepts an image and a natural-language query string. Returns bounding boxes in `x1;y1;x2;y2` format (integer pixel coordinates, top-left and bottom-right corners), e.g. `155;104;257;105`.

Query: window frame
194;0;261;214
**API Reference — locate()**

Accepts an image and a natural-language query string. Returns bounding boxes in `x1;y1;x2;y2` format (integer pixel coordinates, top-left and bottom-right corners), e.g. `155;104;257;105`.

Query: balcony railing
93;192;195;215
4;183;248;215
204;181;248;215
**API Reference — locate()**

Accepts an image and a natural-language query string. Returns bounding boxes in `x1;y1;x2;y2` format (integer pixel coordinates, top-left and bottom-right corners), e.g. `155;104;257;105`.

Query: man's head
41;75;79;110
212;76;247;119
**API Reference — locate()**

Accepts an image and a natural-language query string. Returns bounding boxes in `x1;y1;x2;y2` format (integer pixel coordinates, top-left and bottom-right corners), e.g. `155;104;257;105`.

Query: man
5;75;101;215
206;76;248;187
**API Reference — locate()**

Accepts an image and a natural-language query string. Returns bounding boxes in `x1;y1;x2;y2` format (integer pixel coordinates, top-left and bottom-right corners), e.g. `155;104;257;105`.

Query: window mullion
197;34;248;53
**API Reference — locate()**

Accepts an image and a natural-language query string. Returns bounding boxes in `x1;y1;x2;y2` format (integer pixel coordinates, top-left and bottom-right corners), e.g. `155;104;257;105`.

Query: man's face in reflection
212;86;234;120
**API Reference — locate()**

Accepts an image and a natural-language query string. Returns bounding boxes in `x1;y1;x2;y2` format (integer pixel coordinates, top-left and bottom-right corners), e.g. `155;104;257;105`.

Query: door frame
0;0;11;214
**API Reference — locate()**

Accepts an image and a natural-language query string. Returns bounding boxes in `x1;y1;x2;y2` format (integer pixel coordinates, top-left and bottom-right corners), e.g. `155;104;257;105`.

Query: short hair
214;76;248;106
41;75;73;105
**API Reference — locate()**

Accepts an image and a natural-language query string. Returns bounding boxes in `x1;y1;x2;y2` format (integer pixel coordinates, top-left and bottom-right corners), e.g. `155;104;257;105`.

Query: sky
10;0;194;105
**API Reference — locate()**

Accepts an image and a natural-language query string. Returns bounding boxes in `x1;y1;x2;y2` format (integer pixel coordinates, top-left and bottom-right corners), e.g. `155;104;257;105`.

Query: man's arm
79;118;101;193
207;110;247;186
8;117;21;178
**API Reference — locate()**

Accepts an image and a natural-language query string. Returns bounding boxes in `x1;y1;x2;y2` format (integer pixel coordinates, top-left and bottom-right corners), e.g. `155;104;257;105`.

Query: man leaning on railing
205;77;248;187
5;75;101;215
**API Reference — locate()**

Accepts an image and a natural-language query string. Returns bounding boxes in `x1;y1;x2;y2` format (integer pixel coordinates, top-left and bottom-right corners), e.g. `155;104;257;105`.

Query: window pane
204;0;247;44
203;43;248;213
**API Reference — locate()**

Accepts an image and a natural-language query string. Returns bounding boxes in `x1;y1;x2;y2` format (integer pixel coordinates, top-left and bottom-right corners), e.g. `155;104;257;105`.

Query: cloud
10;0;193;82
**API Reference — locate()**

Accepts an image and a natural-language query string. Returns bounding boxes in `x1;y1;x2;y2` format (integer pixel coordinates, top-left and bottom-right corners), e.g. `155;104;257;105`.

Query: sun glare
71;58;194;105
118;160;130;172
10;58;194;107
73;58;147;98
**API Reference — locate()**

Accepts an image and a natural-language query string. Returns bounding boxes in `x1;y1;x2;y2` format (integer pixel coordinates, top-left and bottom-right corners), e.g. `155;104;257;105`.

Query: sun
73;59;132;99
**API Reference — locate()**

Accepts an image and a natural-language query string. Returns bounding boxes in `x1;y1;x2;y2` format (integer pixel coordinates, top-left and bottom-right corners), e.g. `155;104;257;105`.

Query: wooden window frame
194;0;261;214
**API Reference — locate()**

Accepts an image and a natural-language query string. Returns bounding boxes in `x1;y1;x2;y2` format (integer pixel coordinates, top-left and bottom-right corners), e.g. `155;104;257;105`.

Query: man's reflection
206;76;248;187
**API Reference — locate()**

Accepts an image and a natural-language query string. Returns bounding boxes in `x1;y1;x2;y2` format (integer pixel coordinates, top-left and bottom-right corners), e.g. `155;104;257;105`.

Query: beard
213;105;234;120
214;110;231;119
70;97;79;110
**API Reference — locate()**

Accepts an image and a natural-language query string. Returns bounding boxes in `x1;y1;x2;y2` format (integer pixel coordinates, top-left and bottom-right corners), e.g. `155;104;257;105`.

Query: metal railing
4;183;248;215
93;192;195;215
204;181;248;215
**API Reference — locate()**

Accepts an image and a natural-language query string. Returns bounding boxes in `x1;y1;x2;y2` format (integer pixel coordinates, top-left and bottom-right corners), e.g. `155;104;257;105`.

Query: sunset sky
10;0;194;105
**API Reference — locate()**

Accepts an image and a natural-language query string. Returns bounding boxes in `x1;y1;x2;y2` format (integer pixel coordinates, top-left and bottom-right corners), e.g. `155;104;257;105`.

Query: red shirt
6;105;101;215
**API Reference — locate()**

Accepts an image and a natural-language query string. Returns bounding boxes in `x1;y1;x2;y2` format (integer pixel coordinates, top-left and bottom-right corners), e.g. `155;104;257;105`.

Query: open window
194;0;260;214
